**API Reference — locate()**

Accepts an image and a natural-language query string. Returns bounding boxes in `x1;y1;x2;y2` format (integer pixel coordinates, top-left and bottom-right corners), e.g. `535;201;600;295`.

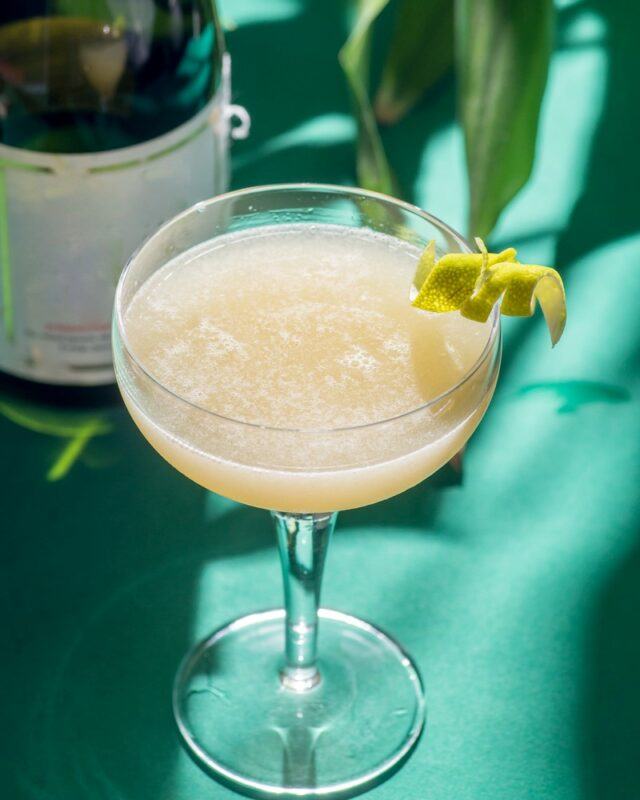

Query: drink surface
125;225;490;428
119;224;497;511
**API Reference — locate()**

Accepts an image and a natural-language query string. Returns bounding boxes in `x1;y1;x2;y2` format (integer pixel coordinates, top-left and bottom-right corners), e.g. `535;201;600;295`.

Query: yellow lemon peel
412;239;566;346
412;239;435;291
412;242;516;313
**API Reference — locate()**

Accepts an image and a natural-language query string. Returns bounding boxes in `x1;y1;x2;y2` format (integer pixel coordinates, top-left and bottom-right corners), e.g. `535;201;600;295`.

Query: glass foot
173;608;425;798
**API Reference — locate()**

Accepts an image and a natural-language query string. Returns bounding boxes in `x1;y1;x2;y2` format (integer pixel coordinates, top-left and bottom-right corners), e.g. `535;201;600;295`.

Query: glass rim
114;182;501;434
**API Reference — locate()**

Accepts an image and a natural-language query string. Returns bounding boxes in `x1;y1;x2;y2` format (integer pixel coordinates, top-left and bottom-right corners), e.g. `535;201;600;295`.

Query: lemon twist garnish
412;239;566;346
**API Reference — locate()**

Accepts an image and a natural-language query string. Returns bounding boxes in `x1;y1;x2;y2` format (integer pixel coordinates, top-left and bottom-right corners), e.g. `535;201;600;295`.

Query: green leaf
456;0;554;238
375;0;454;126
339;0;400;195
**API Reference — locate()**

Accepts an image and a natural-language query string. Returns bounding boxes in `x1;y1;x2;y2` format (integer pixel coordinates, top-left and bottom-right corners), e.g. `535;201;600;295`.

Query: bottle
0;0;246;386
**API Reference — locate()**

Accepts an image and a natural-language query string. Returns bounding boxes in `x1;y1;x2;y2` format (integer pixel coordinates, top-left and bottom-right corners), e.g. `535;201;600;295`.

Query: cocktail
112;185;502;796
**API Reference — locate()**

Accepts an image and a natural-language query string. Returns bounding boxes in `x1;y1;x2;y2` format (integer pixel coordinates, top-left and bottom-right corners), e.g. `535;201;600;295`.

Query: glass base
173;608;425;798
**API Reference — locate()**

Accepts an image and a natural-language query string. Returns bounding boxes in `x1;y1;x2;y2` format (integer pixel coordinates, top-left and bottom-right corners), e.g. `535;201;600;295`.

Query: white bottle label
0;84;231;385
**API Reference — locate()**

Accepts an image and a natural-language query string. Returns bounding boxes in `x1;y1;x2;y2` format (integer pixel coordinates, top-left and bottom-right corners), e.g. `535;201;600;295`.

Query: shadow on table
3;372;455;800
3;399;290;798
227;0;353;188
2;402;213;799
556;0;640;269
464;0;640;384
11;485;450;800
583;534;640;799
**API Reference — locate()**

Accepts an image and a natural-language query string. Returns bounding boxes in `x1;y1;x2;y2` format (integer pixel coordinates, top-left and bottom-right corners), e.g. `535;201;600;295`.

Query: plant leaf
456;0;554;238
339;0;399;195
375;0;454;126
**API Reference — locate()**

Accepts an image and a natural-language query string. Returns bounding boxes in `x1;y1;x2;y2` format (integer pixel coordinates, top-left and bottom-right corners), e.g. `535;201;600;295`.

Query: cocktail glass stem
272;510;337;692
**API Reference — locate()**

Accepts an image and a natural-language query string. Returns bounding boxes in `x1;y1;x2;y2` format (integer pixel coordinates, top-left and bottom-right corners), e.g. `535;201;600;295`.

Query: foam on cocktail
120;224;497;511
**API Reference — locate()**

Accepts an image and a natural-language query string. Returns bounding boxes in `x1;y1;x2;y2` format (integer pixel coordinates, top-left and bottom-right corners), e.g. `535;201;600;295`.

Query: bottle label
0;78;231;385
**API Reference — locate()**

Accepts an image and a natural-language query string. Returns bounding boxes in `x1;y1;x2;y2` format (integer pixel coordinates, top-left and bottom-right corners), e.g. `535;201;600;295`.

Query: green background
2;0;640;798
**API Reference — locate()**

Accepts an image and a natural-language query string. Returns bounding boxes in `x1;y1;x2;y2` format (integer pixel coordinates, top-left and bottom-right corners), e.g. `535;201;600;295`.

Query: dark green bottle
0;1;235;385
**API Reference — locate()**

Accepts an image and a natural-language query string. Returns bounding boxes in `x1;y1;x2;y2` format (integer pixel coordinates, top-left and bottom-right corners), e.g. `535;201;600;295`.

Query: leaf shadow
478;0;626;383
582;532;640;800
556;0;640;267
515;379;631;414
227;0;352;187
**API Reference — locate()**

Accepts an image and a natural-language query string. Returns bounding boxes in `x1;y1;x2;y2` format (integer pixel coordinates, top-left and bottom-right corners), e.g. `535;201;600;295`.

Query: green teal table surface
2;1;639;798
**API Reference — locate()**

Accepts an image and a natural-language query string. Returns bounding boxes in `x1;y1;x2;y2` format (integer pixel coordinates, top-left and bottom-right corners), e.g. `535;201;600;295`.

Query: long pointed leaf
339;0;399;195
457;0;554;238
375;0;454;126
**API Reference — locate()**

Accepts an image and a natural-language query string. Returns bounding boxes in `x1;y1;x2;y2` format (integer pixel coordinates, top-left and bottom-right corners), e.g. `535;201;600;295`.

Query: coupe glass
112;185;501;797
